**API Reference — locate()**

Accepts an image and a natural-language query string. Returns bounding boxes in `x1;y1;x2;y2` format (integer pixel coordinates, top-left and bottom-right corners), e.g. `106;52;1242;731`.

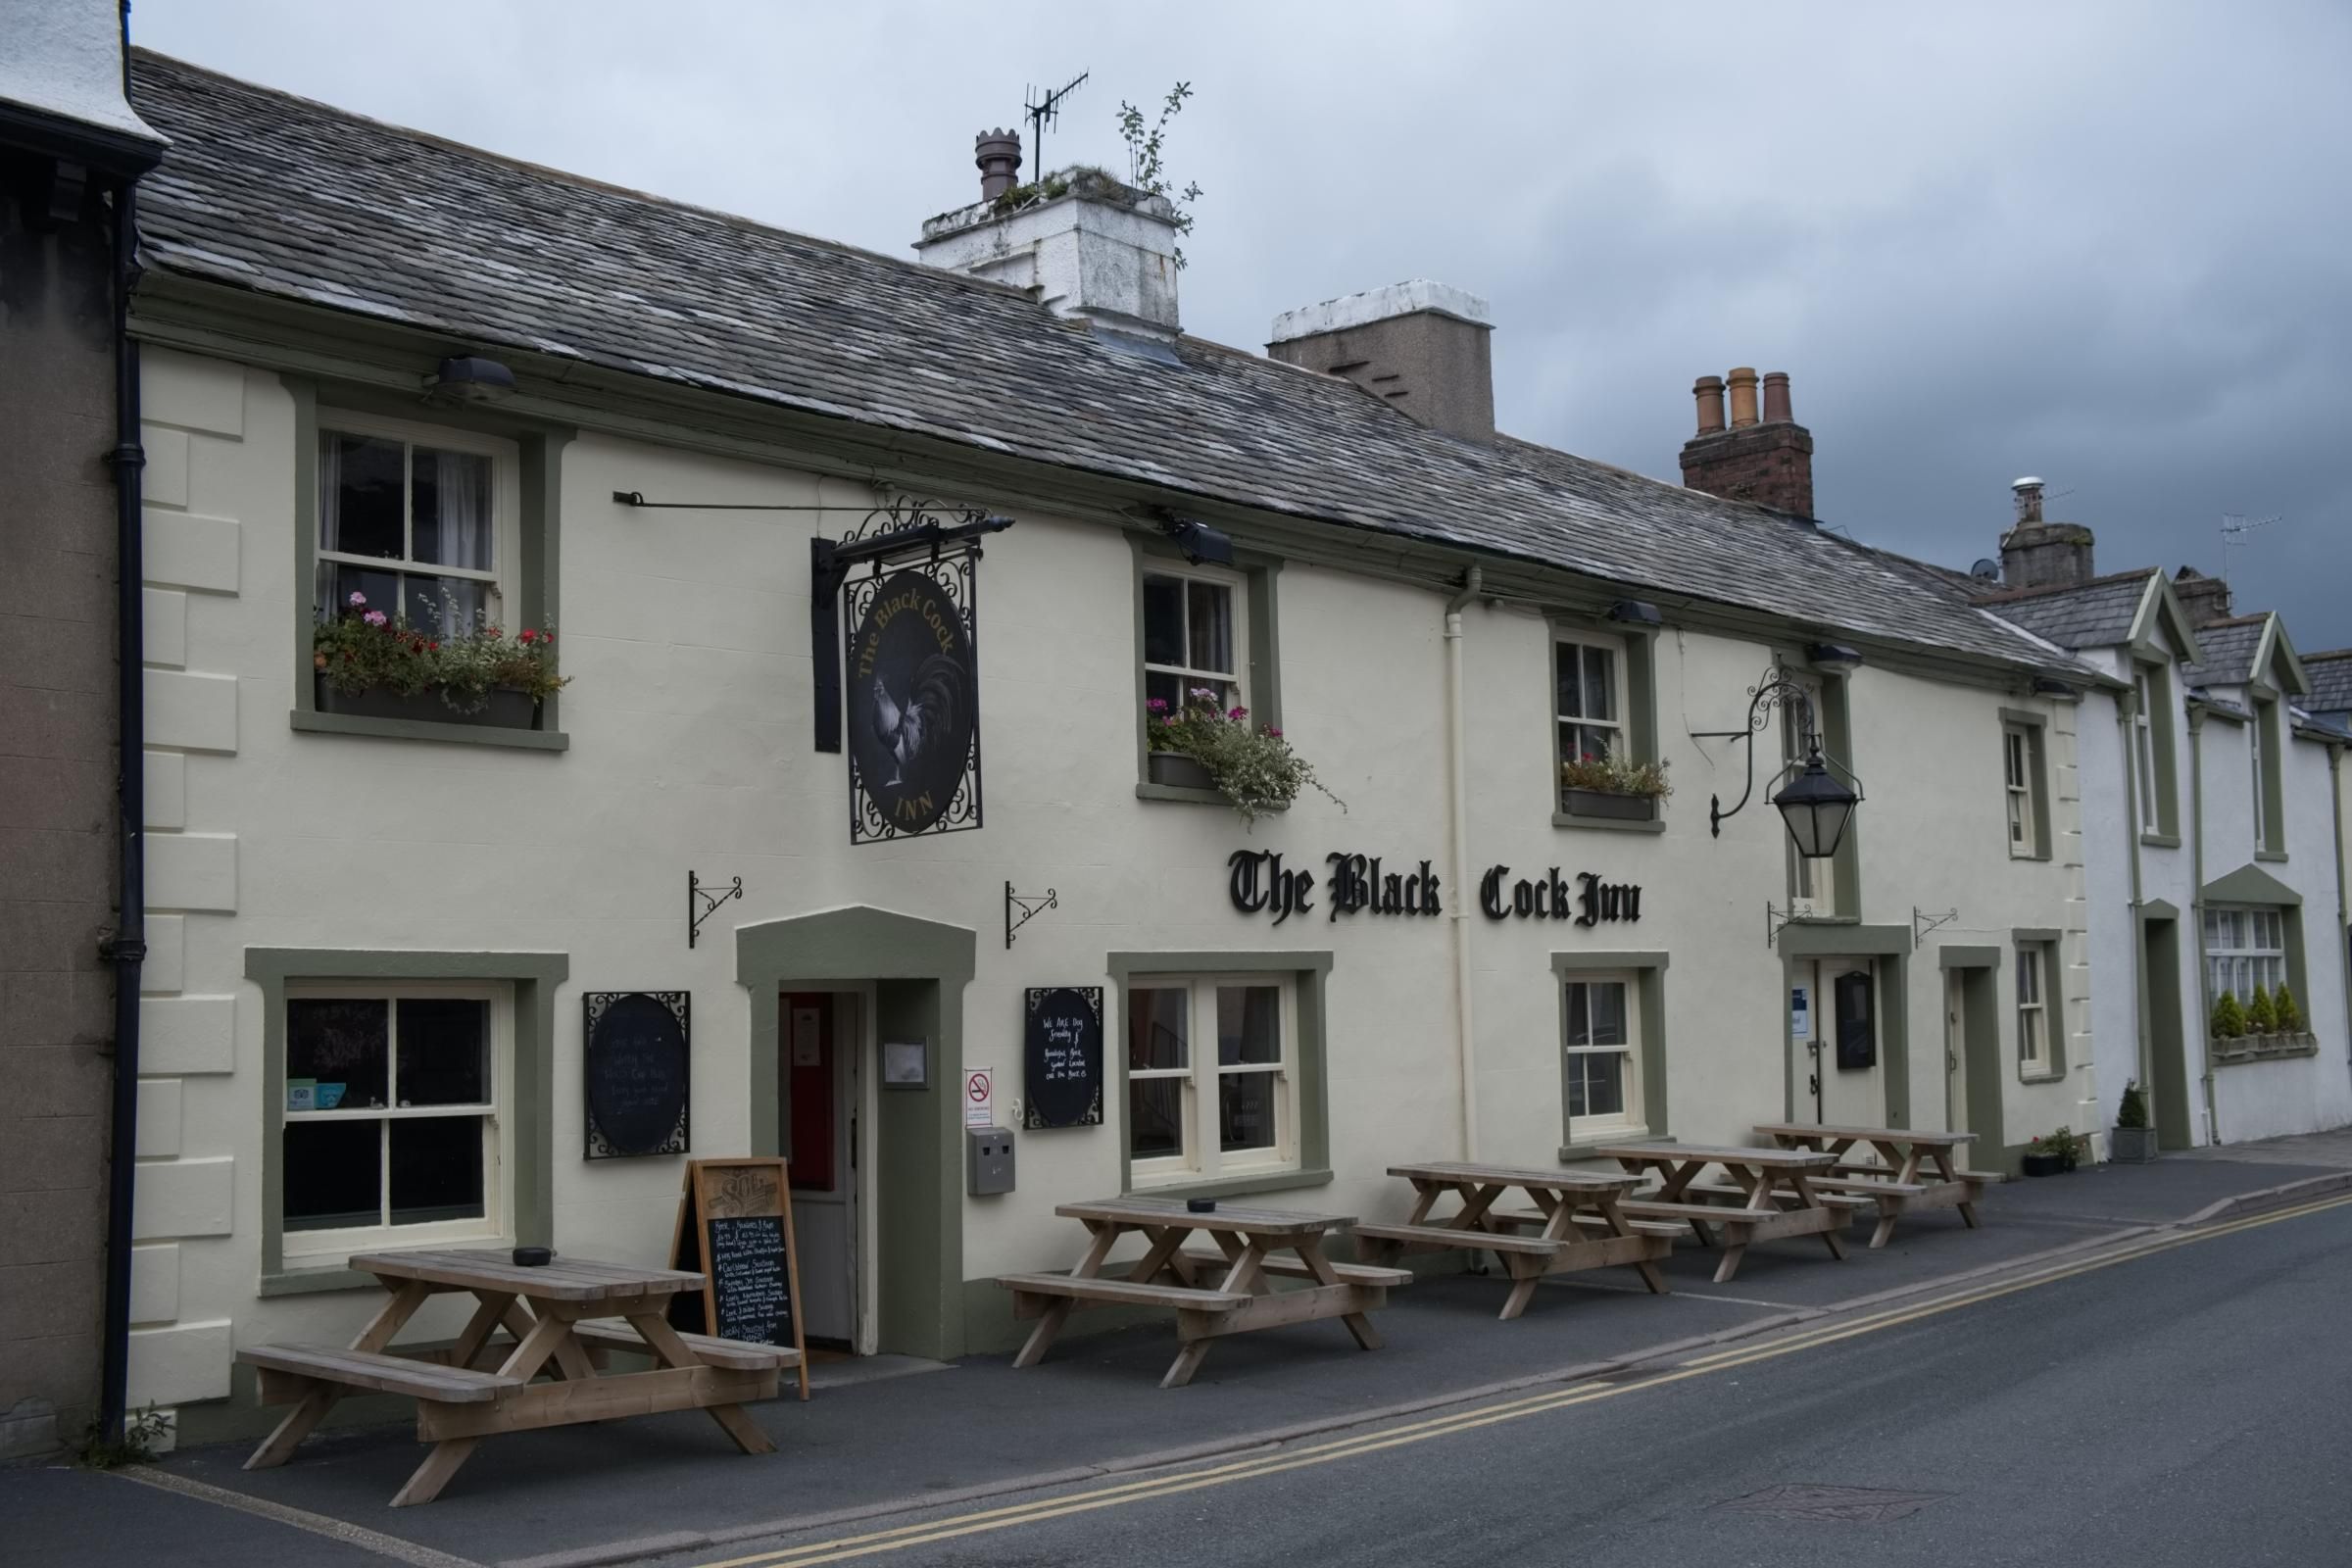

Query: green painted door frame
2141;907;2193;1151
737;906;976;1362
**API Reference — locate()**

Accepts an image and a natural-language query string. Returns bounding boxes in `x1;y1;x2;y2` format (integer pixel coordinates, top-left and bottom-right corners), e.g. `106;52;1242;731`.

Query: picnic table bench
1755;1122;1992;1247
999;1198;1397;1388
237;1248;792;1506
1595;1142;1849;1284
1354;1161;1674;1319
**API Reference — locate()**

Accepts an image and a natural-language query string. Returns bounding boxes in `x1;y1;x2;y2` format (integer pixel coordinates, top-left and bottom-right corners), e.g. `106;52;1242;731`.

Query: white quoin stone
915;170;1182;340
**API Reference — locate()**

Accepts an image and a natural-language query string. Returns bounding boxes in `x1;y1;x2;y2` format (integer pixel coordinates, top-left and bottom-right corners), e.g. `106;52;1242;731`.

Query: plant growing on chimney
1117;81;1202;268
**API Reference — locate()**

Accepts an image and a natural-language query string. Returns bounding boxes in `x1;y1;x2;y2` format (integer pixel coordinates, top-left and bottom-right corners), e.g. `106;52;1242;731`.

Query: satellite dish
1971;558;2002;581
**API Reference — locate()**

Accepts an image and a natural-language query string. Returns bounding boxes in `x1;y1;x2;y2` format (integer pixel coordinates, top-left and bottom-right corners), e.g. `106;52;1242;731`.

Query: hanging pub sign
582;991;690;1159
1022;986;1104;1129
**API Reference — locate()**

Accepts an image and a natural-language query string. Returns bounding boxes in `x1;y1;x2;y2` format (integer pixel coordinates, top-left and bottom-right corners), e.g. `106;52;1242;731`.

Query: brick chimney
2173;565;2234;626
1266;281;1494;444
1995;477;2097;590
915;150;1182;340
1679;367;1814;516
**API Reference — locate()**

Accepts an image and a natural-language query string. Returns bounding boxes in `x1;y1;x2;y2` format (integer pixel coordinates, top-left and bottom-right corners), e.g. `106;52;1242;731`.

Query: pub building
108;53;2153;1435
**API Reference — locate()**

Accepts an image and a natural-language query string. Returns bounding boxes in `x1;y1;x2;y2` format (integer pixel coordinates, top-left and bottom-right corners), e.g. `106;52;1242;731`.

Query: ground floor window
1125;974;1296;1185
280;983;509;1257
1562;972;1642;1138
2015;944;2050;1073
2204;906;2287;1010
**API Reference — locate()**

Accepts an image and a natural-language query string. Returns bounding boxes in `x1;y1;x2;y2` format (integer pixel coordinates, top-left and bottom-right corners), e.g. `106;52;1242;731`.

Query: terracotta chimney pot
1727;367;1760;429
1761;370;1792;424
1692;375;1727;435
974;128;1022;202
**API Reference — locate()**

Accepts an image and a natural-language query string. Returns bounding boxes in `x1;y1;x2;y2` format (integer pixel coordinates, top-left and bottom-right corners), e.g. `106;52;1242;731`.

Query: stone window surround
1129;535;1282;807
1552;952;1670;1155
1782;672;1862;921
286;376;573;752
2011;928;2067;1084
1105;951;1331;1201
2129;660;2182;847
1549;617;1664;835
248;948;566;1297
1998;707;2054;863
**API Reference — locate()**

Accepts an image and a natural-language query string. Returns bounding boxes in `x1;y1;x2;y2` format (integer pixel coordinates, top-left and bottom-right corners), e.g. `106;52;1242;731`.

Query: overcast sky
133;1;2352;650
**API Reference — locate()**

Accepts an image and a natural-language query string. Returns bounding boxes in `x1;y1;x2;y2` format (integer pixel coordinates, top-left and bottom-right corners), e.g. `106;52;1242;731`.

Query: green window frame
2011;929;2066;1083
1105;951;1330;1200
2132;662;2181;845
287;377;573;752
1998;708;2053;863
1551;619;1662;833
248;948;566;1296
2251;696;2287;860
1781;673;1860;917
1130;534;1282;807
1552;952;1669;1153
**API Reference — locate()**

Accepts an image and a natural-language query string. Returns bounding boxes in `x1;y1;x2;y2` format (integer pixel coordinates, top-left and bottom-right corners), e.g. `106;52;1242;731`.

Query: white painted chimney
915;162;1182;342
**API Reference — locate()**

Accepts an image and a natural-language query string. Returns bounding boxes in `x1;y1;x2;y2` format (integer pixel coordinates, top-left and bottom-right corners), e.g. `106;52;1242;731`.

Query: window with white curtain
317;415;512;640
1125;975;1294;1184
2203;907;2287;1010
1141;565;1246;716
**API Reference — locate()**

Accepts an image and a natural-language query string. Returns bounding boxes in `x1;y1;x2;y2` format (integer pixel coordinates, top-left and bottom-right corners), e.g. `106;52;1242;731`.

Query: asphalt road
671;1194;2352;1568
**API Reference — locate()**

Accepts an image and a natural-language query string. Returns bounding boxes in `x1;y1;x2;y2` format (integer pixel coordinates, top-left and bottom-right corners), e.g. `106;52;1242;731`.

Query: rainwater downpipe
2189;707;2218;1145
1444;567;1483;1163
97;4;149;1444
2330;747;2350;1098
2117;697;2150;1116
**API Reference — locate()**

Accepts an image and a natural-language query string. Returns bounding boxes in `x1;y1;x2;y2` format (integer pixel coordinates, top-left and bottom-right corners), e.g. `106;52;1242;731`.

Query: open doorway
779;989;872;1352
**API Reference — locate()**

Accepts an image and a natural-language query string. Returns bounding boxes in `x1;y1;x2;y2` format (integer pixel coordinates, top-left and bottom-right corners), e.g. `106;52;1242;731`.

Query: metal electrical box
966;1126;1015;1196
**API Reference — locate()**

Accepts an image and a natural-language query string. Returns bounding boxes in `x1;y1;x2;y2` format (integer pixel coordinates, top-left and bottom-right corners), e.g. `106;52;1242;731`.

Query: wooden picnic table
1595;1142;1850;1284
1755;1122;1991;1247
237;1248;794;1506
1355;1161;1675;1319
998;1197;1401;1389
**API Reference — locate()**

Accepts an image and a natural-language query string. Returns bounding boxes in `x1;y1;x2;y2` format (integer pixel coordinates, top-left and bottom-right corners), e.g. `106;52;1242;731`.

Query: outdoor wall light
1155;512;1235;567
1699;662;1865;857
1805;642;1864;673
1608;599;1664;627
2033;676;2080;698
424;355;516;404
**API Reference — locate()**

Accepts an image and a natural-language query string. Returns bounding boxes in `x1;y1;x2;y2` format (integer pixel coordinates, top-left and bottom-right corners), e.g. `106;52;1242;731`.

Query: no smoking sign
963;1067;994;1128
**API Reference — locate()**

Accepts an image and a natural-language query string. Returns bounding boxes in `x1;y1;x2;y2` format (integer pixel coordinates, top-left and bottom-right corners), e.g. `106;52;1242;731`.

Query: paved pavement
7;1141;2348;1568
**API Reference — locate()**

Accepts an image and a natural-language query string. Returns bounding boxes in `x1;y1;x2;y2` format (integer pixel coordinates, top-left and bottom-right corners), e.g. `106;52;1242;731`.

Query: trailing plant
2035;1125;2084;1164
1560;751;1672;800
1116;81;1203;267
314;592;566;713
78;1405;170;1469
1148;687;1344;825
2116;1080;2150;1131
2210;991;2246;1039
2274;983;2305;1034
2245;984;2278;1035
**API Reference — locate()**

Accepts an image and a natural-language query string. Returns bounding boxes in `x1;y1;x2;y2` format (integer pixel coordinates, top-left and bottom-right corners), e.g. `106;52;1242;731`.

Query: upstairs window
317;416;512;640
2133;670;2160;833
1555;637;1623;768
2003;724;2039;858
2250;707;2269;849
1142;566;1246;715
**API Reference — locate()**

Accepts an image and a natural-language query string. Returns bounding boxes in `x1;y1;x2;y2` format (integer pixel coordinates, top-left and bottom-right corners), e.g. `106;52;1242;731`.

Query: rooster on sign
867;652;966;788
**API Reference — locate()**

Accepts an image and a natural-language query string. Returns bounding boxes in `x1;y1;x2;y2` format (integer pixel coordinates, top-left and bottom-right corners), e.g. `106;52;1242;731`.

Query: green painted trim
1551;810;1667;833
290;379;572;736
2256;849;2288;863
1804;676;1863;915
1547;619;1659;822
1551;956;1669;1146
2128;575;2205;666
2013;927;2061;943
1778;922;1911;957
1135;781;1285;811
2138;661;2182;838
288;709;571;750
734;907;977;1362
244;948;568;1285
2141;832;2182;849
1550;952;1671;972
1955;966;2003;1157
2211;1038;2321;1065
1937;945;2000;969
1104;950;1333;1199
2009;935;2067;1081
2142;898;2180;919
2203;863;2301;907
2139;910;2193;1150
257;1267;380;1298
2254;698;2288;856
1998;709;2055;861
1129;535;1284;790
1781;950;1910;1128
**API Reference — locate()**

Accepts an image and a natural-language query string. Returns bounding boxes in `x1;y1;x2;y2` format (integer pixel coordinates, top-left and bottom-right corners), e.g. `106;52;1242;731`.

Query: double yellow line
697;1191;2352;1568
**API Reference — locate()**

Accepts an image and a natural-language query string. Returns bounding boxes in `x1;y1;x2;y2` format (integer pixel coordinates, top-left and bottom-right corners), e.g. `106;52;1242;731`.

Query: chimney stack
1679;367;1814;516
1994;475;2095;590
1268;280;1495;444
2172;566;2234;626
974;129;1022;202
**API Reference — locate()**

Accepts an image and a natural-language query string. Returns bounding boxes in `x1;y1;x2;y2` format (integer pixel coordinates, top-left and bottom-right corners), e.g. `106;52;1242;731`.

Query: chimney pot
1692;375;1726;435
1760;370;1792;424
974;128;1023;202
1727;367;1760;429
2012;476;2045;525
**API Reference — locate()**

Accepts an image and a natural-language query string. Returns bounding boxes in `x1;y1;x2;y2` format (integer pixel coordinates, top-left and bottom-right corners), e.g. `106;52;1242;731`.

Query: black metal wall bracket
1766;902;1793;950
811;506;1015;754
1005;882;1058;949
1914;906;1960;944
688;871;743;949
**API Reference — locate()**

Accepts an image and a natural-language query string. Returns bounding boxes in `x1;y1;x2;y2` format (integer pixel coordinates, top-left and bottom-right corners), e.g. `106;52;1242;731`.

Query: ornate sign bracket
1005;882;1058;949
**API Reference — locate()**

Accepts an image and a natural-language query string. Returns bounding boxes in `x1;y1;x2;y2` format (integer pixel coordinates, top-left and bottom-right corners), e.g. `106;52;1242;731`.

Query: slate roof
125;52;2076;674
2302;651;2352;715
1966;569;2156;651
2180;616;2268;689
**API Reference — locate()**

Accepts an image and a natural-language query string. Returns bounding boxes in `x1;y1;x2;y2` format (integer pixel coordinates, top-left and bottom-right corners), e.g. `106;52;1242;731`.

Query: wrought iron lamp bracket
1914;906;1960;944
1702;662;1826;838
1005;882;1058;949
687;870;743;949
1766;902;1793;949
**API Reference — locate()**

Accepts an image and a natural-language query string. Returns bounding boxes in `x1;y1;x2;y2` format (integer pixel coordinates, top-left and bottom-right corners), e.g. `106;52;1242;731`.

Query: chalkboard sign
1023;986;1103;1130
1835;970;1877;1071
583;992;691;1159
667;1157;809;1398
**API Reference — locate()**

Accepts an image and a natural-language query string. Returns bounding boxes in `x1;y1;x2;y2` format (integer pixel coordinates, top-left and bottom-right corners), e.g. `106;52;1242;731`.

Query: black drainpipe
97;0;148;1445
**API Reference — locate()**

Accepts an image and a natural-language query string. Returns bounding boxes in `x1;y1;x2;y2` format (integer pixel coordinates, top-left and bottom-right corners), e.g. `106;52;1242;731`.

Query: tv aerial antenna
1023;72;1089;186
2220;512;2282;585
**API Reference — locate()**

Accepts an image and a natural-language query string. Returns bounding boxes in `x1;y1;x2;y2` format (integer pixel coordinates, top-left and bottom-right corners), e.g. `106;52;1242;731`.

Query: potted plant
1559;751;1672;821
2210;990;2247;1050
2275;984;2305;1035
2246;984;2278;1036
2111;1080;2157;1164
314;592;566;728
1145;688;1344;824
2022;1125;2082;1177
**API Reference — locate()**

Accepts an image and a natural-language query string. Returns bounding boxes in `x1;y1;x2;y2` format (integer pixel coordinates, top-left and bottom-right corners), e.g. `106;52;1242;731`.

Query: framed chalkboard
1835;970;1877;1071
583;992;691;1159
1023;986;1103;1130
668;1157;809;1399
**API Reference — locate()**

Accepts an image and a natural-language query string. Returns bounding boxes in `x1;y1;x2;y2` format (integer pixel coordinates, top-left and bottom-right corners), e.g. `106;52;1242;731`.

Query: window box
1562;788;1657;823
2211;1031;2318;1064
1147;750;1216;792
315;674;542;731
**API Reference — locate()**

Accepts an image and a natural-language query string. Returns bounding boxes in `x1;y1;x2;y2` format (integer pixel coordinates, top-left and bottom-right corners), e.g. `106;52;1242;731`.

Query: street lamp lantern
1770;743;1860;858
1702;661;1866;858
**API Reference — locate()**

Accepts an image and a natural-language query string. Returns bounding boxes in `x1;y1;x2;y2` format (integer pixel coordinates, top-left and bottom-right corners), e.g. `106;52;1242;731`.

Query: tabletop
1755;1122;1979;1147
348;1247;706;1302
1388;1161;1639;1193
1054;1197;1354;1236
1592;1142;1837;1169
